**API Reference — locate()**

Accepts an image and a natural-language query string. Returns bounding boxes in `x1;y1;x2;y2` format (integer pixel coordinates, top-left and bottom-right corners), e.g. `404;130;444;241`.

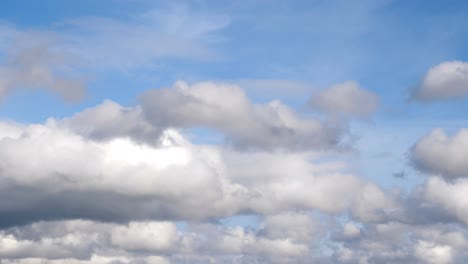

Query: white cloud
423;176;468;225
0;114;467;262
414;241;454;264
331;220;468;263
260;212;318;243
411;61;468;101
0;115;385;226
412;128;468;179
343;223;361;239
309;81;379;118
111;222;178;252
0;218;319;263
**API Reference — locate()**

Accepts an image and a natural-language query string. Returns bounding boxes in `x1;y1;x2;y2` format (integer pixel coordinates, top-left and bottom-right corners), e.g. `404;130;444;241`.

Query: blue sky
0;1;466;120
1;1;468;263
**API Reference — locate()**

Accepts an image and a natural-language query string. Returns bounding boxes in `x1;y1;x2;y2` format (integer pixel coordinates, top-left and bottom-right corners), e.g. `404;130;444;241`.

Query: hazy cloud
309;81;379;118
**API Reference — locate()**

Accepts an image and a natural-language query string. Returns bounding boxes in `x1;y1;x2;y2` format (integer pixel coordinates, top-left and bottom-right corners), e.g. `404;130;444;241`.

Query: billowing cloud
0;215;322;263
423;176;468;225
0;115;388;228
411;61;468;101
58;100;161;144
141;81;344;150
412;128;468;179
309;81;379;118
2;84;466;263
332;221;468;263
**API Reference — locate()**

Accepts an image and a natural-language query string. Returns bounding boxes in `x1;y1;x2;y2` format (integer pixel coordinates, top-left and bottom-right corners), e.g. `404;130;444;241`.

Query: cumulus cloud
412;128;468;179
1;108;468;262
0;116;388;227
411;61;468;101
141;81;344;150
309;81;379;118
423;176;468;225
342;223;361;240
0;216;324;263
57;100;161;144
331;220;468;263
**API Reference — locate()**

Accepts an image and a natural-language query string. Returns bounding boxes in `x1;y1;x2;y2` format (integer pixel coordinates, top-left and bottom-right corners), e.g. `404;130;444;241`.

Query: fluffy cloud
0;116;387;227
309;81;379;118
412;128;468;179
0;215;323;263
423;177;468;225
332;220;468;263
141;81;344;150
58;100;161;144
411;61;468;101
1;113;467;262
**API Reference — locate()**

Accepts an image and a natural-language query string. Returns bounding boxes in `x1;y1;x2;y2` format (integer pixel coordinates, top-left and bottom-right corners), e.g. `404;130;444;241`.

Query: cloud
415;240;454;264
423;176;468;225
411;61;468;101
0;4;230;102
62;5;229;70
140;81;344;150
0;31;85;102
0;215;322;263
0;114;390;227
411;128;468;179
331;219;468;263
342;222;361;240
235;79;313;101
57;100;161;144
1;108;467;262
309;81;379;118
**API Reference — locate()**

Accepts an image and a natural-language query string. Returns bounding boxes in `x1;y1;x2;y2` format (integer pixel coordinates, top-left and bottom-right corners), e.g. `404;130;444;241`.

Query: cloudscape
1;1;468;263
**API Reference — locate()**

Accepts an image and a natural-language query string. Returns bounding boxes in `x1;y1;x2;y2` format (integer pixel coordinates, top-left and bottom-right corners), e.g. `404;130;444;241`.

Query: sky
1;0;468;263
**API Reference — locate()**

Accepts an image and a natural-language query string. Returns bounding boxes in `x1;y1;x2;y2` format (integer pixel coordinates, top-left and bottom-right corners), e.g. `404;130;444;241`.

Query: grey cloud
0;215;321;264
140;81;344;150
411;61;468;102
56;100;161;144
309;81;379;118
411;128;468;179
331;219;468;264
0;32;85;102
